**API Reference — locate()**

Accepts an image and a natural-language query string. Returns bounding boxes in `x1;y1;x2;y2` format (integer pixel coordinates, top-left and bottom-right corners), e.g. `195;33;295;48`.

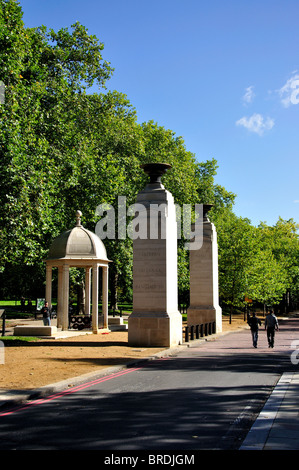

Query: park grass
0;336;40;345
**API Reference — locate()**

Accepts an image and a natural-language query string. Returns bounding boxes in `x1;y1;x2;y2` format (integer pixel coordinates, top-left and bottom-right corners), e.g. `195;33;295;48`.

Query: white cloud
242;86;255;105
294;200;299;204
278;72;299;107
236;113;275;136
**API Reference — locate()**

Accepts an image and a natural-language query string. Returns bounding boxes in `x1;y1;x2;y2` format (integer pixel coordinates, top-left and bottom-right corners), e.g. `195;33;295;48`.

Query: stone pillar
85;267;91;316
92;263;99;333
45;264;52;311
57;265;63;329
187;205;222;333
102;265;109;329
61;264;69;331
128;163;182;347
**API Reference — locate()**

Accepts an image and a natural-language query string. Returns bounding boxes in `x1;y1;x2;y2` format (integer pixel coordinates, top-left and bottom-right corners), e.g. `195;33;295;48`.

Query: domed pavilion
44;210;111;333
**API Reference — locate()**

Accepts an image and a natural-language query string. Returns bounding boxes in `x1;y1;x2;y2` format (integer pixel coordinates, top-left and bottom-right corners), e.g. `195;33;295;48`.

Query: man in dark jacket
41;301;51;326
248;312;262;348
265;310;279;348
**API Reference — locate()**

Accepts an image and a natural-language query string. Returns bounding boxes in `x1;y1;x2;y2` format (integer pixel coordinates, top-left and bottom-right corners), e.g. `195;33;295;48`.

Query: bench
13;326;57;337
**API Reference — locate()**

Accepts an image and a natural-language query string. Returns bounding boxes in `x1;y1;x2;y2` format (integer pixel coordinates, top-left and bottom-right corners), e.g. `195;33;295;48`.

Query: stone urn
141;162;172;184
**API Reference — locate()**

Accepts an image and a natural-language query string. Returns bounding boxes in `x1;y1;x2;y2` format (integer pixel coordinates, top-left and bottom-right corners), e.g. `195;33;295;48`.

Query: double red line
0;366;142;417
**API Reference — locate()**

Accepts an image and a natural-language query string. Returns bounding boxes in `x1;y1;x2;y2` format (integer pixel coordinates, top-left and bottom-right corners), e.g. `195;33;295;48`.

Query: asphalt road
0;317;298;452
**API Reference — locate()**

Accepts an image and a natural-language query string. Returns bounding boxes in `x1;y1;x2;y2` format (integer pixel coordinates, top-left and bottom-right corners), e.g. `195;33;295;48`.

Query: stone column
92;263;99;333
85;267;91;316
128;163;182;347
57;265;63;329
188;205;222;333
45;264;52;311
102;265;109;329
61;264;69;331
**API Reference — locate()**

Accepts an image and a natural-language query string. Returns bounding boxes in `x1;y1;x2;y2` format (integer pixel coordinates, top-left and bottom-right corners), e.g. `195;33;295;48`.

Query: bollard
185;326;189;342
200;324;204;337
205;323;208;336
195;324;199;339
190;325;194;340
208;322;212;335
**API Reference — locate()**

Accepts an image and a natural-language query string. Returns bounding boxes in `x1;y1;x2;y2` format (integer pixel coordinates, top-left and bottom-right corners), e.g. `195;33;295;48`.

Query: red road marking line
0;366;142;417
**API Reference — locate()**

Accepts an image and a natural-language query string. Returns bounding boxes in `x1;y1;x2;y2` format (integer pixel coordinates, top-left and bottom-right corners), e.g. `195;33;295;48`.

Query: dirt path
0;315;249;391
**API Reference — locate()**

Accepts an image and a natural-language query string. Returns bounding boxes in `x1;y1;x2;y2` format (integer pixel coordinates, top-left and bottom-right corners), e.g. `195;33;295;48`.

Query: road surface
0;317;298;451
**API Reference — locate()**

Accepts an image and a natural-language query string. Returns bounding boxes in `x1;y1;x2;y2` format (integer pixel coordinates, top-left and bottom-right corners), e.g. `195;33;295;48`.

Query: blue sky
19;0;299;227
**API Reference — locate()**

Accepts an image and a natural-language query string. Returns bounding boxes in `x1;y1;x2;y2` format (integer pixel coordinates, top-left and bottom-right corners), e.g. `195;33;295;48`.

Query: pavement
1;313;299;450
240;371;299;450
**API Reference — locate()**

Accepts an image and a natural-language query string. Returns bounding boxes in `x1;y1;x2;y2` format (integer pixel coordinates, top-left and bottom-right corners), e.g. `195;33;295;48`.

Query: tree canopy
213;208;299;315
0;0;298;314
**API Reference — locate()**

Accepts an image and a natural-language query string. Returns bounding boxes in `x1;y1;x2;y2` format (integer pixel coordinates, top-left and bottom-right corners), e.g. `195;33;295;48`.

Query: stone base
108;317;124;325
128;312;182;347
187;306;222;333
108;315;127;331
14;326;58;337
92;328;111;334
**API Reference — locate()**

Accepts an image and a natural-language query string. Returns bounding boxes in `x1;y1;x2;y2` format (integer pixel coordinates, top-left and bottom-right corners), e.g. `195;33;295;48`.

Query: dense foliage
0;0;298;314
213;210;299;314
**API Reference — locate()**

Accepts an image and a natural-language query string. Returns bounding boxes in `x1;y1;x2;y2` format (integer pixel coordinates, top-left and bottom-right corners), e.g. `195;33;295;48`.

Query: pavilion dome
46;210;109;261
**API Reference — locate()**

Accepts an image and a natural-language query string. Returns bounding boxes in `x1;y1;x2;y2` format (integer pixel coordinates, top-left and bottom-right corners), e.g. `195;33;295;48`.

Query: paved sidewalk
240;371;299;450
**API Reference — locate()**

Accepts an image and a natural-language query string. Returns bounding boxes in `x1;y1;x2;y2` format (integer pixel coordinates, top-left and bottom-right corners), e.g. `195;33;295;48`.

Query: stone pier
128;163;182;347
187;204;222;333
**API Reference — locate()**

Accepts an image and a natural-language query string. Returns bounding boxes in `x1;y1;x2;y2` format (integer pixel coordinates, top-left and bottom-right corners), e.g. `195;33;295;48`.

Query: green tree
245;248;289;312
0;0;238;306
256;218;299;312
195;158;236;211
0;2;113;266
214;209;257;321
214;209;299;318
0;1;113;297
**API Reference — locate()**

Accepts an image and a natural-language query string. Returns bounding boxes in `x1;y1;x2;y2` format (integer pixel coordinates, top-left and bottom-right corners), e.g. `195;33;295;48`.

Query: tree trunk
77;280;85;314
110;271;118;311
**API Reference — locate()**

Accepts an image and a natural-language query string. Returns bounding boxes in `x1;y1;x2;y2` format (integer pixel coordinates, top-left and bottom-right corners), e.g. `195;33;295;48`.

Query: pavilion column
61;264;69;331
45;264;52;311
57;265;63;329
92;263;99;333
102;265;109;329
85;267;91;316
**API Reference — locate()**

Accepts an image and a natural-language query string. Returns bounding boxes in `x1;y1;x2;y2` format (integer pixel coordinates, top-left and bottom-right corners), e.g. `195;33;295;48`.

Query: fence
0;310;5;336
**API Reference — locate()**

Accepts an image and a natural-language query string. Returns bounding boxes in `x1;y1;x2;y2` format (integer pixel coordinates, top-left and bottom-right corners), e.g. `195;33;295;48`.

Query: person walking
247;312;261;348
265;310;279;348
41;301;51;326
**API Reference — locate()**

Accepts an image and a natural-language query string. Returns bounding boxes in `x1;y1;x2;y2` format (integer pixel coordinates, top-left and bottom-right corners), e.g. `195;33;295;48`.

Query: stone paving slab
240;372;299;450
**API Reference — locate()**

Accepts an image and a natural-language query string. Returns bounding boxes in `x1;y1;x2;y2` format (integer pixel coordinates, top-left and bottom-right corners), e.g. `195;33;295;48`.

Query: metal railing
1;310;5;336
